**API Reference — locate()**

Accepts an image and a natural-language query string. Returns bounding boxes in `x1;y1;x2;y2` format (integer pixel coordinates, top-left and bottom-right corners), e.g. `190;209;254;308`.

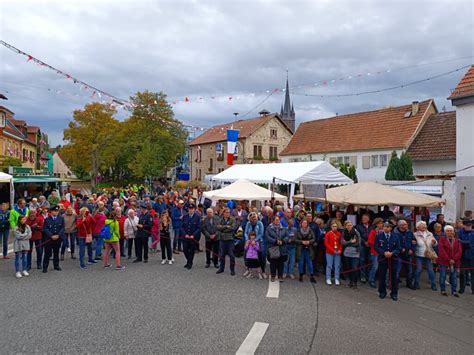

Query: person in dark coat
134;204;153;263
202;208;220;268
375;221;401;301
42;206;65;272
393;219;416;289
182;204;201;269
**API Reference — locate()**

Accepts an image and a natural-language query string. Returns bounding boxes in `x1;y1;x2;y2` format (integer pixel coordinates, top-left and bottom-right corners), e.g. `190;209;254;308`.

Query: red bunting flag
185;97;189;102
27;55;33;61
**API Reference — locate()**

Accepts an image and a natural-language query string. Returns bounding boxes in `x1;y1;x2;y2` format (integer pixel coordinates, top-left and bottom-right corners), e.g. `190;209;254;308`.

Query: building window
196;147;202;163
343;156;350;165
253;145;263;159
371;155;379;168
197;168;202;180
22;149;27;162
329;157;337;164
380;154;388;167
270;128;278;139
218;168;224;173
209;158;213;172
362;156;370;169
289;158;301;163
269;146;278;160
337;156;343;164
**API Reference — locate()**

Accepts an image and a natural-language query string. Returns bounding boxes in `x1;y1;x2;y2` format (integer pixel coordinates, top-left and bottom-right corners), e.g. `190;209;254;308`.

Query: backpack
100;224;112;240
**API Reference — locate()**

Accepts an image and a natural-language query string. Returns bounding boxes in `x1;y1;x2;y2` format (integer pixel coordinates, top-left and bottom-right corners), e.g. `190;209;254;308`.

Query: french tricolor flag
226;129;239;165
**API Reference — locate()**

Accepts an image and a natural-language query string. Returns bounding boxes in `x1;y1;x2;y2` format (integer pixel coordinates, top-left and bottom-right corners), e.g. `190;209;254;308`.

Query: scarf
343;228;357;242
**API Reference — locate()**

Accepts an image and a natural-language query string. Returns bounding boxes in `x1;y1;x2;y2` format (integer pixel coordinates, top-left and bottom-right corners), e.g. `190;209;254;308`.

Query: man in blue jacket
375;221;401;301
458;219;473;294
394;219;416;290
171;200;185;253
182;204;201;270
43;206;65;272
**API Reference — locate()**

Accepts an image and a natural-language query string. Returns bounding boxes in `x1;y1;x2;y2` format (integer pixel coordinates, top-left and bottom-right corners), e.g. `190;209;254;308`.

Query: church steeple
280;71;295;133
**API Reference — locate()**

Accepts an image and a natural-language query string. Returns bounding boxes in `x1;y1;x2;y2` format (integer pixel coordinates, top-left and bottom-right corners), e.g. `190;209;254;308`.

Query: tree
399;152;415;180
339;163;358;183
62;102;120;187
385;151;415;180
124;91;188;179
0;156;22;173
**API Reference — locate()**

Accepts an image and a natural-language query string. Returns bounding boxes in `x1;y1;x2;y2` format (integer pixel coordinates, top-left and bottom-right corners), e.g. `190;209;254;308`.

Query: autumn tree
62;102;120;187
124;91;187;179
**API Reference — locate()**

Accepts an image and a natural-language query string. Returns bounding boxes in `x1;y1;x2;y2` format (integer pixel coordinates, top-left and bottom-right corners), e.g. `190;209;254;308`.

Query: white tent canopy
294;181;444;208
0;172;14;205
211;161;353;185
204;179;287;203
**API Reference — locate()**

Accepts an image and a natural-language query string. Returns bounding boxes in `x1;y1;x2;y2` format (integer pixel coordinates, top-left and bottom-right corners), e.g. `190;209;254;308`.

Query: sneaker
115;265;126;270
67;247;71;253
258;273;263;280
4;256;11;259
80;265;87;269
310;276;317;284
243;270;250;277
161;260;167;265
289;274;295;280
168;260;173;265
271;277;276;282
171;258;175;262
15;271;22;278
246;273;253;279
104;264;112;268
22;270;29;277
262;273;268;279
231;271;235;276
360;276;367;283
326;279;332;285
335;279;340;286
282;273;287;279
441;291;448;296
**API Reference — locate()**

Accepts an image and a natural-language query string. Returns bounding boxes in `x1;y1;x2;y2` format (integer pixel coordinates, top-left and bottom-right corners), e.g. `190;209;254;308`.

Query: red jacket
26;215;44;241
118;215;126;240
77;215;94;238
437;236;462;267
92;213;106;235
367;229;383;256
324;230;342;255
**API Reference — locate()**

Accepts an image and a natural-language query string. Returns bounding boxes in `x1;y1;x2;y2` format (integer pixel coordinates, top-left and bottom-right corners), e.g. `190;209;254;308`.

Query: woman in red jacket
367;218;384;288
324;222;342;286
26;209;44;270
437;225;462;297
77;207;96;269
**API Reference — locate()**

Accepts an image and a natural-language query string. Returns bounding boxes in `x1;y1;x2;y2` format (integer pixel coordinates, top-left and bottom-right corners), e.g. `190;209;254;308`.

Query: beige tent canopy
294;181;444;208
204;178;287;204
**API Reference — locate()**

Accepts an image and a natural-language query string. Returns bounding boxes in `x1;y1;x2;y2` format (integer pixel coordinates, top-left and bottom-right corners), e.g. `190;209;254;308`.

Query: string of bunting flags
2;40;472;112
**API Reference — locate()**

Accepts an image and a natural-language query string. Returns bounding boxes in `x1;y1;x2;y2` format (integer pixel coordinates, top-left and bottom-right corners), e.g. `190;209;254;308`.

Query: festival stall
204;178;287;205
294;181;444;207
211;161;353;206
0;172;14;205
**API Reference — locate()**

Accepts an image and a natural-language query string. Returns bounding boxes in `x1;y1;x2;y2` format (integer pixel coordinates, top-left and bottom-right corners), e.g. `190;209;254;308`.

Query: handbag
268;245;281;260
423;237;437;261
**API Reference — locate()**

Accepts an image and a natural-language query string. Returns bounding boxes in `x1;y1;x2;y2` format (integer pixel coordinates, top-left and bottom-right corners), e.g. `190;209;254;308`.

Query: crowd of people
1;185;473;302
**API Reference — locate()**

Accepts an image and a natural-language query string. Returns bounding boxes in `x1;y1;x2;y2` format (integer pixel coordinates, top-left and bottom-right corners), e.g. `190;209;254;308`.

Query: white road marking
236;322;269;355
266;276;279;298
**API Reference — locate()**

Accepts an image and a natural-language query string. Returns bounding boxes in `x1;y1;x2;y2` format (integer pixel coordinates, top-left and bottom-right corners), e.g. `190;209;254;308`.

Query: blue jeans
326;253;341;280
283;247;296;275
439;265;457;293
359;245;370;280
61;232;77;254
0;229;9;256
415;256;436;289
79;238;94;268
27;240;43;270
93;234;103;258
173;228;184;251
15;251;28;272
368;255;379;284
298;248;314;275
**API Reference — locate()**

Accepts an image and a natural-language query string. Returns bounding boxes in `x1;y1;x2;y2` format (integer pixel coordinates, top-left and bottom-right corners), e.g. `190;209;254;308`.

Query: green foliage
0;156;23;173
338;163;358;183
385;151;415;181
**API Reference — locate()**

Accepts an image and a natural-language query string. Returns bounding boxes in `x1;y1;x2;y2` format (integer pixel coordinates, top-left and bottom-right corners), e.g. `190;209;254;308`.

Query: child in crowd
244;231;262;279
13;215;31;278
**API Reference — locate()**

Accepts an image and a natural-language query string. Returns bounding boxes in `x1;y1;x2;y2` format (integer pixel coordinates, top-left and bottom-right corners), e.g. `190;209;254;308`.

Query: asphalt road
0;249;472;354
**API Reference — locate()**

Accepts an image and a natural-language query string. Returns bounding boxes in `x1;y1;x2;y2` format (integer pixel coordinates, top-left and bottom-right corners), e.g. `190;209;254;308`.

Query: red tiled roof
281;99;434;155
407;111;456;161
189;114;289;146
3;119;25;140
27;126;40;133
448;65;474;100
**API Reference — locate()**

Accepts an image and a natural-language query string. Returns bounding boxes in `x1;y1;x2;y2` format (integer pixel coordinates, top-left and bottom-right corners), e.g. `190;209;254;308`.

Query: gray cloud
0;0;472;145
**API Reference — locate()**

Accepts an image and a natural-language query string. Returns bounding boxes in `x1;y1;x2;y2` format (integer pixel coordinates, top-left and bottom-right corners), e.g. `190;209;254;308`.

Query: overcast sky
0;0;473;145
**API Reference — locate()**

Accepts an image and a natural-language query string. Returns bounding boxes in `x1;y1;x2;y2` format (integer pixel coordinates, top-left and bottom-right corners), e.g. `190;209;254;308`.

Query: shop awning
13;176;61;183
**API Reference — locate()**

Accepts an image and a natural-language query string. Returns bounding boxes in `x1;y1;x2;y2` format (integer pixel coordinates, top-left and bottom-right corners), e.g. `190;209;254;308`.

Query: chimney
411;101;419;116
